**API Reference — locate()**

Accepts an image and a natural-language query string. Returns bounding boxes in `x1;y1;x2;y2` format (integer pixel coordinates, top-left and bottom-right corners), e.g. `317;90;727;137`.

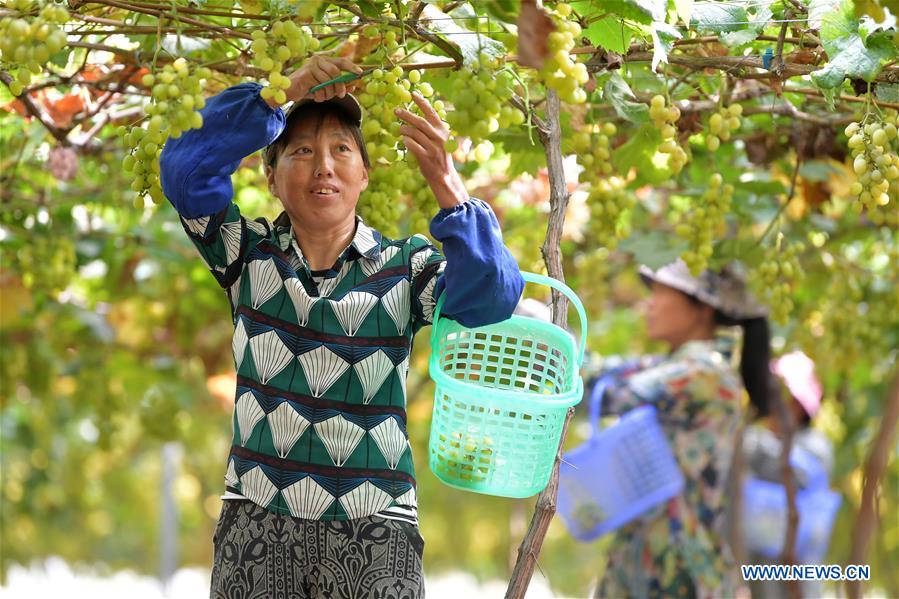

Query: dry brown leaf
517;0;554;69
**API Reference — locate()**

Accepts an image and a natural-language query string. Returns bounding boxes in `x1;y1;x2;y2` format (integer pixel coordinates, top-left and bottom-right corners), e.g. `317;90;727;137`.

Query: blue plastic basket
742;449;842;563
557;376;685;541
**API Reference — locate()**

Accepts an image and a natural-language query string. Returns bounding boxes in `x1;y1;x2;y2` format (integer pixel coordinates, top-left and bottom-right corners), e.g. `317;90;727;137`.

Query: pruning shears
308;69;372;94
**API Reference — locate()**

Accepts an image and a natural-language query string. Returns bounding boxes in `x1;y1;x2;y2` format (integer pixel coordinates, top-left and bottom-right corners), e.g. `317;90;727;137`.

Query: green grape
124;58;211;206
706;104;742;151
252;20;319;103
356;66;434;165
844;112;898;225
649;94;688;173
798;246;898;377
573;121;617;183
0;1;70;95
537;3;588;104
444;56;522;160
672;173;733;275
751;237;804;324
585;176;635;250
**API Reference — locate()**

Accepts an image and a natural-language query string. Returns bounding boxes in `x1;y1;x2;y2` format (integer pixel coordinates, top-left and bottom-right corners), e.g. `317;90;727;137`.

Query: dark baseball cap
284;93;363;125
263;93;364;168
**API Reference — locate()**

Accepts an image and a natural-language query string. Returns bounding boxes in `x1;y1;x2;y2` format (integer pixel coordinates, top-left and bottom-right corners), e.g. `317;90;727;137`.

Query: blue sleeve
428;198;524;328
159;82;286;218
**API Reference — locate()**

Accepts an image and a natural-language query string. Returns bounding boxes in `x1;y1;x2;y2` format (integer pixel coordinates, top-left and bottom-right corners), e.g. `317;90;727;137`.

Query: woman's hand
264;55;362;108
395;92;469;210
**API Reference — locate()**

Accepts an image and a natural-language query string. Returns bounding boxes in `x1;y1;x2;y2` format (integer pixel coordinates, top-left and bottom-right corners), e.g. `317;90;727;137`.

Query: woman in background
593;260;770;599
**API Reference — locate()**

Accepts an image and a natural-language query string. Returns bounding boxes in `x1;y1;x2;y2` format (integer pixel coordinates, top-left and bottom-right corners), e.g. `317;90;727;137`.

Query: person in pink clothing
740;350;834;599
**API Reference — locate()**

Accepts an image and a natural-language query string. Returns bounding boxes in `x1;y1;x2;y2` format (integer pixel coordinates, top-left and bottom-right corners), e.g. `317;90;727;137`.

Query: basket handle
430;271;588;367
587;375;613;436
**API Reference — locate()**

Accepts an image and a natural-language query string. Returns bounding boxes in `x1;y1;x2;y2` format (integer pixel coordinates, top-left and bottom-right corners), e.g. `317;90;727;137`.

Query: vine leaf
673;0;694;25
426;4;505;65
811;0;898;89
602;72;649;123
571;0;664;25
719;1;773;47
651;22;681;70
691;2;748;32
617;231;687;269
611;124;670;184
876;82;899;102
584;18;635;54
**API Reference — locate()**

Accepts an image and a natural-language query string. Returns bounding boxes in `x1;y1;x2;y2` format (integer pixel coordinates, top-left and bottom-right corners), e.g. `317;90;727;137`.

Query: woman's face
267;113;368;232
644;281;714;348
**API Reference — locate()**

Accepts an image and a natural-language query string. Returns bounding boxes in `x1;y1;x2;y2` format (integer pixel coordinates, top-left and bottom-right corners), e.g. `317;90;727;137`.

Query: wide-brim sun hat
639;259;768;322
771;350;823;418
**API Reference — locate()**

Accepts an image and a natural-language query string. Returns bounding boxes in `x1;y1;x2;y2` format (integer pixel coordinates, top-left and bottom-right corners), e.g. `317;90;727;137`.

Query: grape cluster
358;158;429;239
444;56;522;160
0;1;69;96
122;58;210;206
573;122;617;182
673;173;733;274
357;67;438;163
585;176;635;250
797;260;897;377
649;95;687;173
538;2;588;104
845;113;899;225
753;238;804;324
706;104;742;151
252;21;319;105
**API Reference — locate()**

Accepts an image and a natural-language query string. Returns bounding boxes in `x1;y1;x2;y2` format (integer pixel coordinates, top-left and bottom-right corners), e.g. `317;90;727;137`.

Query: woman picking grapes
159;55;524;598
589;260;771;598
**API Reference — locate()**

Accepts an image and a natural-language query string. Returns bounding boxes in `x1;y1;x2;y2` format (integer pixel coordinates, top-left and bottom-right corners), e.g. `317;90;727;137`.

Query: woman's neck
289;217;357;271
668;329;715;353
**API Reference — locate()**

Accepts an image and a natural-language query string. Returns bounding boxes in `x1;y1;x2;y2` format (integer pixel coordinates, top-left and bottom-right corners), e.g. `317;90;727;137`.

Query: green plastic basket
428;272;586;498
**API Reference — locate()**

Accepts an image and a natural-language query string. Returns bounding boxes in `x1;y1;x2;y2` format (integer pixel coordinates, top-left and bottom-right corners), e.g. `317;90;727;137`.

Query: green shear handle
308;70;371;94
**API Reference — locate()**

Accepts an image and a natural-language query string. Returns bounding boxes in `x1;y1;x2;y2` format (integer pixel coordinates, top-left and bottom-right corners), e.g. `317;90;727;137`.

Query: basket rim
428;364;583;409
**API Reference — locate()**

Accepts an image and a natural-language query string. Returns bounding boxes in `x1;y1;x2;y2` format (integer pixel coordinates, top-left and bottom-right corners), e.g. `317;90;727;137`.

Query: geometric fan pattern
181;204;447;521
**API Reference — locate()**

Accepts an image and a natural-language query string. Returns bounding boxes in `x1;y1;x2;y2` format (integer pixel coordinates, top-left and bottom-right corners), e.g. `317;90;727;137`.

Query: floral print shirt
596;339;743;599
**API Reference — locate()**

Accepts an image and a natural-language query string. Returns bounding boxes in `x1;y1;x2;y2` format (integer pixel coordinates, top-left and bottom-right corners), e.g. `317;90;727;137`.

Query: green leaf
876;82;899;101
811;35;897;88
356;0;388;19
691;2;748;32
673;0;694;25
812;0;898;88
602;72;649;124
571;0;664;24
492;129;544;176
584;18;634;54
800;160;841;181
611;124;670;184
651;21;681;69
714;238;766;267
719;3;773;47
617;231;688;269
809;0;841;29
859;10;897;43
820;0;861;56
423;4;505;65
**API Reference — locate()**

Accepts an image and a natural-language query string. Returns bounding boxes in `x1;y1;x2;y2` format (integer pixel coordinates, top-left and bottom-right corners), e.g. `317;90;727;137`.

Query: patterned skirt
210;499;425;599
